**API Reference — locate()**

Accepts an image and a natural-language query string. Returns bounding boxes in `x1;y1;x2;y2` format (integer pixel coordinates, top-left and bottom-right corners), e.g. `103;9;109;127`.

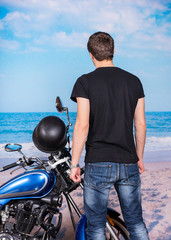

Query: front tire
75;213;129;240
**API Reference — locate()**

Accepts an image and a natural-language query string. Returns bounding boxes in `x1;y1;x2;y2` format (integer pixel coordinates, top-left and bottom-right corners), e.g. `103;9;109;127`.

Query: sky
0;0;171;112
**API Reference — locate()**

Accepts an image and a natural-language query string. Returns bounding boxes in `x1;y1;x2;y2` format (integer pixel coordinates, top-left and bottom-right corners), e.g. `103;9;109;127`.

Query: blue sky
0;0;171;112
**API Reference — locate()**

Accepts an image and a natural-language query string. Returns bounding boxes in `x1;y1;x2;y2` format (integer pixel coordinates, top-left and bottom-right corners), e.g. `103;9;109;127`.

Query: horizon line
0;111;171;113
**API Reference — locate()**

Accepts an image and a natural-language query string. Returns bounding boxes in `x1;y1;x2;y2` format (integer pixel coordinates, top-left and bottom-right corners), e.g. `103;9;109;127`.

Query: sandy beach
0;160;171;240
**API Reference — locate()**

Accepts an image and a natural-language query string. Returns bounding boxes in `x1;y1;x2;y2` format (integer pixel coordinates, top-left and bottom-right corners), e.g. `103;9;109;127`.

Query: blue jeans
84;162;149;240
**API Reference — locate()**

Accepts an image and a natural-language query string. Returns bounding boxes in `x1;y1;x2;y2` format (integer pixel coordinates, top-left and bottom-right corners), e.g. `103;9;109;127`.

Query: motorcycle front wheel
76;213;129;240
106;216;129;240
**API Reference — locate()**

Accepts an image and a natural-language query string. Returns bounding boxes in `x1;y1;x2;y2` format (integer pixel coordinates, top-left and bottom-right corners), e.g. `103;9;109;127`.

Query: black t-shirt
70;67;145;164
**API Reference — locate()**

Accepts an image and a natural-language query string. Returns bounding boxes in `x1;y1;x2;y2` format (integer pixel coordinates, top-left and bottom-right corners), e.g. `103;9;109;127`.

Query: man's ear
89;52;94;60
89;52;96;67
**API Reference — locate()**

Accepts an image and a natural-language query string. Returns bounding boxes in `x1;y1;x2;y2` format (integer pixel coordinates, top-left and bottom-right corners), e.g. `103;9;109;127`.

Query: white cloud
2;11;51;38
0;37;20;50
0;0;170;53
4;11;30;21
129;32;171;51
2;12;31;38
28;46;46;52
52;32;89;48
35;31;90;48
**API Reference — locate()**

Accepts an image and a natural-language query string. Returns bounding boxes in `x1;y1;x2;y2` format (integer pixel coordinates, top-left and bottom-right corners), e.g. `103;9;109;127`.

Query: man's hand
70;167;81;183
137;160;145;174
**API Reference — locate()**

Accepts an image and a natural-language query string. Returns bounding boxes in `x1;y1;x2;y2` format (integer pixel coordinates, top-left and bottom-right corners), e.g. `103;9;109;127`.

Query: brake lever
9;157;30;174
10;165;23;175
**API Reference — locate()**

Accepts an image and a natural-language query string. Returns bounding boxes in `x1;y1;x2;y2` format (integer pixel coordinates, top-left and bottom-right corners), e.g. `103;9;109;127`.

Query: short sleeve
70;75;89;102
137;79;145;99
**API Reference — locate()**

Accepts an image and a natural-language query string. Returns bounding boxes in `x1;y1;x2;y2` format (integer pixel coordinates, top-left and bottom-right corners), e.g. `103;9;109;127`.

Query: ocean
0;112;171;163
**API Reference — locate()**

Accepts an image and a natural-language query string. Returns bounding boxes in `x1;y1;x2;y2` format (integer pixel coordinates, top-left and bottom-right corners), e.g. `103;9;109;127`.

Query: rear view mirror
55;96;72;131
5;143;22;152
56;96;63;113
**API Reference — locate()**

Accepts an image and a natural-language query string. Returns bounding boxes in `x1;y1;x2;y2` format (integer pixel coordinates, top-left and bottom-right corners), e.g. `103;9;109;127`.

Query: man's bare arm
134;97;146;174
70;97;90;182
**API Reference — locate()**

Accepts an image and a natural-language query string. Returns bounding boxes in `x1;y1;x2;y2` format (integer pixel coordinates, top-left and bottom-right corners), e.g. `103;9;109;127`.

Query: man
70;32;149;240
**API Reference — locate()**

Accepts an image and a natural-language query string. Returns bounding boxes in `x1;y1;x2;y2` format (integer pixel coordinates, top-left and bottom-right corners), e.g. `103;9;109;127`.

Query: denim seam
107;165;112;181
88;163;111;168
125;164;128;180
117;163;120;181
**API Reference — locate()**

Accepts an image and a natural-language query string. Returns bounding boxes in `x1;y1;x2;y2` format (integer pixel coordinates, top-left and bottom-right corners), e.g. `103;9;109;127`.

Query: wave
1;129;33;134
0;137;171;159
145;136;171;152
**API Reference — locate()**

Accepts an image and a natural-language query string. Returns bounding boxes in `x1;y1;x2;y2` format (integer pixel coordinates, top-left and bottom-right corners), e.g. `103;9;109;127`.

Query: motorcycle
0;97;129;240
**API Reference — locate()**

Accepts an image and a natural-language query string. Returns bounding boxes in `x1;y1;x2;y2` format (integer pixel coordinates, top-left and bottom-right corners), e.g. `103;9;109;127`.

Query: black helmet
32;116;67;153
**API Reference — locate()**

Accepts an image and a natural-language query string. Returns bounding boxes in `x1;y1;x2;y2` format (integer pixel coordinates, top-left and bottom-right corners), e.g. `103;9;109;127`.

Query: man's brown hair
87;32;114;61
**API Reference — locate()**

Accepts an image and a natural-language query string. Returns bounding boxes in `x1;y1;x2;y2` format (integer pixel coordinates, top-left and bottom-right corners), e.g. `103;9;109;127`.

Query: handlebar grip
1;162;18;171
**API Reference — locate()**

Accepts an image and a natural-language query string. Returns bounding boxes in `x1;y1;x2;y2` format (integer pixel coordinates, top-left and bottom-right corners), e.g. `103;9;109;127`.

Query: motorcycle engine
0;197;62;239
14;201;39;234
0;201;41;239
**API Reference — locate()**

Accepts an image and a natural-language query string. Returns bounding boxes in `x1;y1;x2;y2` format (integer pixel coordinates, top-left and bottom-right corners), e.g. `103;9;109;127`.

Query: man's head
87;32;114;61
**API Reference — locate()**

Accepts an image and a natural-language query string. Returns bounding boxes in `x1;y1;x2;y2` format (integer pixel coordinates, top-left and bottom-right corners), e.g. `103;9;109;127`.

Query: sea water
0;112;171;162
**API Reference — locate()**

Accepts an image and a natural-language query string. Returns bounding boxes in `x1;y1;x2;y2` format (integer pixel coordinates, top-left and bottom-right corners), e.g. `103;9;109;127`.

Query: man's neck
94;60;115;68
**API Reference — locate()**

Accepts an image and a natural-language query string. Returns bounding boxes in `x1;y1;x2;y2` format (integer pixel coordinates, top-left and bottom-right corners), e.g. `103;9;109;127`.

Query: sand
141;162;171;240
0;161;171;240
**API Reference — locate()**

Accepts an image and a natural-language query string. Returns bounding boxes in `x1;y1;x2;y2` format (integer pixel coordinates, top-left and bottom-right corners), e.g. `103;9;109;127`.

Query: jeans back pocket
124;163;141;186
86;163;112;189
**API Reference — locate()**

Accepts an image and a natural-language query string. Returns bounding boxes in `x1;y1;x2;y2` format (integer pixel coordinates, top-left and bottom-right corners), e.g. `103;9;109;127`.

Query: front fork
106;221;119;240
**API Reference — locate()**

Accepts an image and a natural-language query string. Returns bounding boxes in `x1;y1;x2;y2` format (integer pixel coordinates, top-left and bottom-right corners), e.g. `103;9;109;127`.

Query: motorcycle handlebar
0;162;18;172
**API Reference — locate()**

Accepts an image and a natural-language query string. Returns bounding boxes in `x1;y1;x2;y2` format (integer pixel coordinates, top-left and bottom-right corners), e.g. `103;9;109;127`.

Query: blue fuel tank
0;169;56;209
